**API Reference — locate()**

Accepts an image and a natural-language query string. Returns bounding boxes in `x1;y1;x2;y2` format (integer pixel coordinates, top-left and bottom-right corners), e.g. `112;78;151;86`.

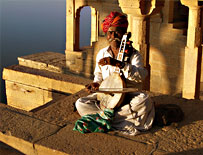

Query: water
1;1;91;103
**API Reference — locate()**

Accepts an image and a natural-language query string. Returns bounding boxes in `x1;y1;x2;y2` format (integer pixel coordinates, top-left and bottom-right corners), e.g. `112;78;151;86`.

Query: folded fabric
73;109;114;134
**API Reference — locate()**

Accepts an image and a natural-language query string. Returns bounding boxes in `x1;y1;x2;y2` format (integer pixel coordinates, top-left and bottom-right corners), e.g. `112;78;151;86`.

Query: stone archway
65;0;122;77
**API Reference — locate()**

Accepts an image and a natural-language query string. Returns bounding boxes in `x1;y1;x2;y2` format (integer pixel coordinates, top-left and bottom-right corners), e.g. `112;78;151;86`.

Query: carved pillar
65;0;75;52
118;0;162;90
181;0;203;99
90;7;98;46
131;16;150;67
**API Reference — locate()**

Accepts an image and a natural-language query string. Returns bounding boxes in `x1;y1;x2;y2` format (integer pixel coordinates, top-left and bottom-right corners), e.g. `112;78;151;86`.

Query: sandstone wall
149;1;187;95
149;21;186;94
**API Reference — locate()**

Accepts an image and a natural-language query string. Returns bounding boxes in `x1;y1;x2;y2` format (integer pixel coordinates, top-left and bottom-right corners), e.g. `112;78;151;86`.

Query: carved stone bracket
118;0;163;64
118;0;163;90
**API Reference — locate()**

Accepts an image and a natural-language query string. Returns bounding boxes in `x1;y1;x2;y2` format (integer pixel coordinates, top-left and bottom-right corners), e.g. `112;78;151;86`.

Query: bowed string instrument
96;32;138;110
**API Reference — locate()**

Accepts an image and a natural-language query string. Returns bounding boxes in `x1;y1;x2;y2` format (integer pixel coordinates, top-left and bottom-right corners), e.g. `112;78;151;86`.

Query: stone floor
1;51;203;154
0;89;203;155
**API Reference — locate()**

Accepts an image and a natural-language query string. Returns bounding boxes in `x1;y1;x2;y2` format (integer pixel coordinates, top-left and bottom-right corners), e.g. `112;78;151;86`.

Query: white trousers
75;92;155;135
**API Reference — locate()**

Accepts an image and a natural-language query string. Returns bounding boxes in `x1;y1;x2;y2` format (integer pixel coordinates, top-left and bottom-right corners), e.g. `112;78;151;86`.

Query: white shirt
93;46;148;87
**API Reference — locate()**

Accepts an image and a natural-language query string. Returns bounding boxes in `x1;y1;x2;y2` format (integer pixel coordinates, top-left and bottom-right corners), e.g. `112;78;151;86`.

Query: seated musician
75;12;155;135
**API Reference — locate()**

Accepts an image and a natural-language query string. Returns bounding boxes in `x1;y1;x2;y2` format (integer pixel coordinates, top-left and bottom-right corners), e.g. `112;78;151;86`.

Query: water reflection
1;1;91;103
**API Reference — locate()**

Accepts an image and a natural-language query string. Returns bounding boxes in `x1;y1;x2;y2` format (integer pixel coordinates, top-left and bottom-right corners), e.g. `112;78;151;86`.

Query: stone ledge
18;51;66;73
0;132;67;155
3;65;91;94
2;65;91;111
0;103;66;155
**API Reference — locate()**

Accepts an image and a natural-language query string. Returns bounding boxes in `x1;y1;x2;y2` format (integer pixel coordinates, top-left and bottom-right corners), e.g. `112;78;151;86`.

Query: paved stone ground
0;89;203;155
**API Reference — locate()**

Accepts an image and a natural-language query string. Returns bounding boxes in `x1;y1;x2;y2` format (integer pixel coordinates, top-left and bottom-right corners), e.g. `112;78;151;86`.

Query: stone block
2;65;91;110
5;81;53;111
3;65;89;95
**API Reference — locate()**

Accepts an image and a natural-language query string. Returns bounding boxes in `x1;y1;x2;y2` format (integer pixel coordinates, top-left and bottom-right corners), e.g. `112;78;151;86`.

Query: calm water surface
1;1;91;103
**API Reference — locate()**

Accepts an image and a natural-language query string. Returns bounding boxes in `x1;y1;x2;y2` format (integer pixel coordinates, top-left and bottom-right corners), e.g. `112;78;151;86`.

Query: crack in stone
32;124;68;145
3;107;63;127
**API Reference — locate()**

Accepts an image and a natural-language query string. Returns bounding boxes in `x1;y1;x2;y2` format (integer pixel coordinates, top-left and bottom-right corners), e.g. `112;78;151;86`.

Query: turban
101;12;128;33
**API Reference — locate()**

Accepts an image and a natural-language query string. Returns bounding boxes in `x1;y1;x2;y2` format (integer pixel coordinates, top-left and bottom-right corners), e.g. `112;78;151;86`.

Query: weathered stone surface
1;92;203;154
3;65;91;94
5;81;56;111
3;65;91;111
18;51;66;73
149;20;187;95
35;92;203;154
0;103;61;143
36;125;154;155
32;89;89;127
0;132;67;155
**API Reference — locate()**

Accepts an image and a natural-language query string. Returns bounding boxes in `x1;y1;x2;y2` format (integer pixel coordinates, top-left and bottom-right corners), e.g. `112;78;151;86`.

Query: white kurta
75;46;155;135
93;46;148;87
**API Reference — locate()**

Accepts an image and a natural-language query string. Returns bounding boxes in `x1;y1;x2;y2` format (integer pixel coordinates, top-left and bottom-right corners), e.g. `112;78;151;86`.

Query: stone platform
0;90;203;155
2;51;92;111
1;51;203;154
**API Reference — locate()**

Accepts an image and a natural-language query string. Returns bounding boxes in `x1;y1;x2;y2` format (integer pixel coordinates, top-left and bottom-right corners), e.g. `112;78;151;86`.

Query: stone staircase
3;51;92;111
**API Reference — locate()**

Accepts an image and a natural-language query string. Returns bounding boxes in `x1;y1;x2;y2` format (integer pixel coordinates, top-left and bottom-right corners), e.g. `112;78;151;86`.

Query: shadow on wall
150;1;188;95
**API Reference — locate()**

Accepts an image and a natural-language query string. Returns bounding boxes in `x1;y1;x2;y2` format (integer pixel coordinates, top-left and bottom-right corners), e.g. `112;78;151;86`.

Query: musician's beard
108;38;121;49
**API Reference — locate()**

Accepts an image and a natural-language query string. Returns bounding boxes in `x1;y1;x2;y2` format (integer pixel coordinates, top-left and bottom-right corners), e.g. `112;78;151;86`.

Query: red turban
101;12;128;33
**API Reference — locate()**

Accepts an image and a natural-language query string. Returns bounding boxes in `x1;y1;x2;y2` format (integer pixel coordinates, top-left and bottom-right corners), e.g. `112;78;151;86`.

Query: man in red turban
98;12;129;67
101;11;128;33
75;12;154;136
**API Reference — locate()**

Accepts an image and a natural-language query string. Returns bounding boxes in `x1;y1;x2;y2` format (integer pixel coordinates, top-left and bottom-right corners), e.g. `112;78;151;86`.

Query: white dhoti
75;92;155;136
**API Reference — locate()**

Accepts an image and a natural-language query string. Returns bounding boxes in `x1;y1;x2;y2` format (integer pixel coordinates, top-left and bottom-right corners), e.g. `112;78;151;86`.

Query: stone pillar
65;0;75;52
131;16;150;67
130;16;150;90
118;0;162;90
181;0;203;99
90;7;98;46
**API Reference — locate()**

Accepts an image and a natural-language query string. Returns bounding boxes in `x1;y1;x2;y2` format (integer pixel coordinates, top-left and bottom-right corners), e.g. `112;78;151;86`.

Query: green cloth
73;109;114;134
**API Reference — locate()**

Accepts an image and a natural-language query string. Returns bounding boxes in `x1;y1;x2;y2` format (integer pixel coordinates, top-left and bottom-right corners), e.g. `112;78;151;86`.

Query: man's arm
122;51;148;83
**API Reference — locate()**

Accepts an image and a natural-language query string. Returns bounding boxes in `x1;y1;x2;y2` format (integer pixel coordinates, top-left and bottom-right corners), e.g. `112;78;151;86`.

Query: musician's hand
85;82;100;94
99;57;124;68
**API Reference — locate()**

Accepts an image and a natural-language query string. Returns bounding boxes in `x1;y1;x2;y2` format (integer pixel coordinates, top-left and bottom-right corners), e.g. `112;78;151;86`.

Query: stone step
5;80;64;111
3;65;91;94
18;51;66;74
0;103;67;155
2;65;91;111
